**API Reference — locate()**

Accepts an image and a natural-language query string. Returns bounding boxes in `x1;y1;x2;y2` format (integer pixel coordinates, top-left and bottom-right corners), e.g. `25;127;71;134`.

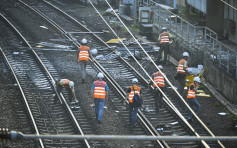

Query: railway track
0;0;227;147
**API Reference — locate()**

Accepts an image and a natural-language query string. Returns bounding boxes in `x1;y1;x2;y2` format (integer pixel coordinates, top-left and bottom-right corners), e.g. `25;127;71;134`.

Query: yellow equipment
185;68;205;87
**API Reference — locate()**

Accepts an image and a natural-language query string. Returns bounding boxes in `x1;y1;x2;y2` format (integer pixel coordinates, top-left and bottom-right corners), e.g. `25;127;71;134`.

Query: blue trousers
187;98;200;119
94;98;105;121
129;103;138;126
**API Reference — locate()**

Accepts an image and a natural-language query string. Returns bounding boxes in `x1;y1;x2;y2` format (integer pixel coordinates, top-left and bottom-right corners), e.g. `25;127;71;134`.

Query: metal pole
134;0;137;24
204;27;207;57
236;55;237;79
219;44;222;68
227;49;230;73
181;19;183;36
187;24;189;43
13;134;237;141
194;27;196;46
174;0;176;8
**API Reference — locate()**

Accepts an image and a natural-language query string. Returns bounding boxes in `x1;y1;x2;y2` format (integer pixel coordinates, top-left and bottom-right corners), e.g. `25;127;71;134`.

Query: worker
157;27;173;65
55;79;78;103
151;65;166;112
187;77;201;122
176;52;189;96
91;72;109;124
126;78;144;127
77;38;94;83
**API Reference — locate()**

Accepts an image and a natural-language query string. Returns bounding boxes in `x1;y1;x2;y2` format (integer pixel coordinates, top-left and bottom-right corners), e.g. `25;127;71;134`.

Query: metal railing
149;1;237;78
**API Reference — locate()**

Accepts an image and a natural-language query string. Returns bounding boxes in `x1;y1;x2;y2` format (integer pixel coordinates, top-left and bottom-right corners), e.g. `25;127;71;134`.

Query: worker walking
91;72;109;124
77;38;94;83
151;65;166;112
54;79;78;103
176;52;189;96
157;27;173;64
127;78;144;127
187;77;201;122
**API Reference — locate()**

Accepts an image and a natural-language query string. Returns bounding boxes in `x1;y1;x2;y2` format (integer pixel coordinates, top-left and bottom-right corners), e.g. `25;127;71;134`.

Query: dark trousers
177;73;186;96
154;87;164;112
129;103;138;126
54;86;73;102
157;43;170;64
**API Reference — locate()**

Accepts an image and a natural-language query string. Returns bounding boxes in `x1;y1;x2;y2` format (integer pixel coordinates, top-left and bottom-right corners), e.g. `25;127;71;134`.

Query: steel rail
43;0;220;147
32;1;169;147
0;14;45;148
17;1;92;147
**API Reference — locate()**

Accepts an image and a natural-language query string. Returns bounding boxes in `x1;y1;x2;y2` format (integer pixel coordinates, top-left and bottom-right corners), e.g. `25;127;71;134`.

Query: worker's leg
79;61;86;81
129;103;134;124
178;74;186;95
97;98;105;121
94;98;99;119
54;86;62;101
132;106;139;126
163;44;169;64
157;44;164;63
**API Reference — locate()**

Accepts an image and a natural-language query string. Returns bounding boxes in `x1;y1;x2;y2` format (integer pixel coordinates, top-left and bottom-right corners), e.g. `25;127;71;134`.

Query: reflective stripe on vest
153;72;165;87
79;46;89;61
60;79;70;88
177;59;187;74
160;32;170;44
94;80;106;99
128;85;141;103
187;83;196;99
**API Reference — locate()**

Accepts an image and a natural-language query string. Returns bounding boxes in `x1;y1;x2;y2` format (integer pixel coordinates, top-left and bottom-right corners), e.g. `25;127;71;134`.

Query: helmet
81;38;87;44
68;81;74;88
162;27;167;30
90;48;98;55
183;52;189;57
193;77;200;83
132;78;138;84
157;65;163;70
97;72;104;78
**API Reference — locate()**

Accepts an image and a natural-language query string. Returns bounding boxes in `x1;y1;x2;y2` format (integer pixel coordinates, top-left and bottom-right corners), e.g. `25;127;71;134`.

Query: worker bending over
55;79;78;103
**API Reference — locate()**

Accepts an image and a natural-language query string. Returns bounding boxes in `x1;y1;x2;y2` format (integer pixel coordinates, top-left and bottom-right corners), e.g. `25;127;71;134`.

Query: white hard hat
97;72;104;78
183;52;189;57
162;27;167;30
193;77;200;83
90;48;98;55
132;78;138;83
68;81;74;88
81;38;87;44
157;65;163;70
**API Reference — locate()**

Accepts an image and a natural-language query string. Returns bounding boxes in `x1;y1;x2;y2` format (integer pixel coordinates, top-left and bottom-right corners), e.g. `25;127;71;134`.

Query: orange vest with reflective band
160;32;170;44
79;46;89;61
153;72;165;87
187;83;196;99
60;79;70;88
94;80;106;99
177;59;187;74
128;85;141;103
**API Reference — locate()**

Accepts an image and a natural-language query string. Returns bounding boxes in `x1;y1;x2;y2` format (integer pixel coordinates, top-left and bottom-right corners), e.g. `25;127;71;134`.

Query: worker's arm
105;83;109;102
183;61;189;74
71;87;77;101
90;82;95;100
89;52;94;63
77;49;80;63
158;35;161;42
140;91;144;104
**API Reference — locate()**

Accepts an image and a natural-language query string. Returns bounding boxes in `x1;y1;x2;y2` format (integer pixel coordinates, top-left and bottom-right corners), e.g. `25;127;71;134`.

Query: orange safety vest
177;59;188;74
60;79;70;88
160;32;170;44
78;46;89;61
128;85;141;103
94;80;106;99
153;72;165;87
187;83;196;99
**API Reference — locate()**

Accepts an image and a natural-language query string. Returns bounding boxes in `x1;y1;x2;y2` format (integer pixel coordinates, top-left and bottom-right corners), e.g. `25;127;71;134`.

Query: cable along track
8;0;225;147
